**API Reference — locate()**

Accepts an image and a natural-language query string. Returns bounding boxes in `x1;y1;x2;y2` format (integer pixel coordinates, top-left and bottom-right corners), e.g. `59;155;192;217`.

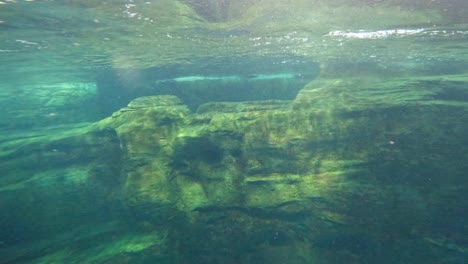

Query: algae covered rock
89;79;468;262
1;73;468;263
0;124;128;263
100;95;191;222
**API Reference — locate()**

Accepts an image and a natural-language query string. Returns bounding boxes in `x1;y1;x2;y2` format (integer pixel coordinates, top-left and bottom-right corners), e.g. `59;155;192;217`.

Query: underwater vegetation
1;0;468;263
1;71;468;263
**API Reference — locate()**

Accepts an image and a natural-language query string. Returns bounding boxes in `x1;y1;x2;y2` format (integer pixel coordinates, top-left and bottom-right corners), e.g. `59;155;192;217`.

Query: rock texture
1;74;468;263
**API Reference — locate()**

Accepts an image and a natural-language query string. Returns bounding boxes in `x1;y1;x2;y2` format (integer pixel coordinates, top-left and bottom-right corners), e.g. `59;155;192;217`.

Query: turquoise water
1;1;468;263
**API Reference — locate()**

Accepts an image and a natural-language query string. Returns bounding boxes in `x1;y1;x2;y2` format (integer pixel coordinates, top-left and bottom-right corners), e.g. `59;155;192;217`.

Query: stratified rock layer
1;74;468;263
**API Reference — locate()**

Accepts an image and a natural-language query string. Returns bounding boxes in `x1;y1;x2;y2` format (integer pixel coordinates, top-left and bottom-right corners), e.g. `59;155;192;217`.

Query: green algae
0;1;467;264
1;70;467;263
3;221;168;264
0;2;467;260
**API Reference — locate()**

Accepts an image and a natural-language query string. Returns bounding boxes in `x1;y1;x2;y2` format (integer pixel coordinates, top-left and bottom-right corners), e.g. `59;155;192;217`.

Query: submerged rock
1;73;468;263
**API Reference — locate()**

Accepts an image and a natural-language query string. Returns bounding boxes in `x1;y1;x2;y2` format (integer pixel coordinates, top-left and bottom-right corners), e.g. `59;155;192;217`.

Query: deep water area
1;1;468;264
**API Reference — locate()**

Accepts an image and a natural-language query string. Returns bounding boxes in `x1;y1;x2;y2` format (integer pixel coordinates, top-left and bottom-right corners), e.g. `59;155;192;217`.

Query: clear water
1;1;468;263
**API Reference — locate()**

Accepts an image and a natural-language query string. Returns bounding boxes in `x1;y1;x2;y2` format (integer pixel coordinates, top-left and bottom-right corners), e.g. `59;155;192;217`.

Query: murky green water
1;1;468;263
